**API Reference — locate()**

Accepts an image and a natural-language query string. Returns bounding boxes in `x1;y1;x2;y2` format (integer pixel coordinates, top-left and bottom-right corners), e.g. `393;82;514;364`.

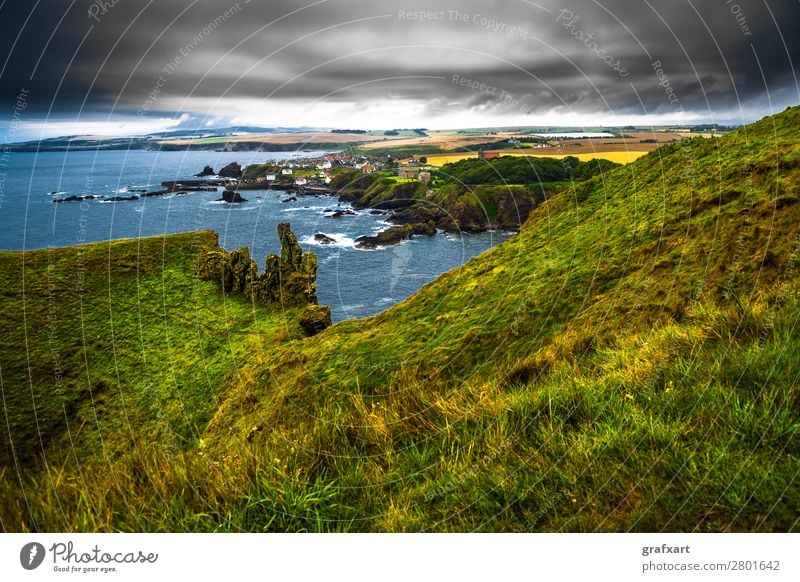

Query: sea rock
299;304;332;336
325;209;357;218
355;224;414;249
219;190;248;203
52;194;100;203
105;195;140;202
218;162;242;179
195;165;215;177
282;197;298;203
314;233;337;245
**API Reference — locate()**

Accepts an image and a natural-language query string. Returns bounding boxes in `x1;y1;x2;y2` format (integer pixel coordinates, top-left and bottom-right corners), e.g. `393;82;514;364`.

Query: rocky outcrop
299;304;333;336
218;162;242;179
195;165;215;177
314;233;337;245
198;223;329;329
391;203;443;225
325;209;357;218
388;201;470;232
219;190;248;203
412;220;437;236
355;224;414;249
387;185;546;233
105;195;140;202
52;194;100;203
333;170;426;210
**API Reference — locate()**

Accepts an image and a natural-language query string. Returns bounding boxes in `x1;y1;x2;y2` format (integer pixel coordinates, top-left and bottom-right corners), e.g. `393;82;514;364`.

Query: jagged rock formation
198;223;331;334
195;165;215;177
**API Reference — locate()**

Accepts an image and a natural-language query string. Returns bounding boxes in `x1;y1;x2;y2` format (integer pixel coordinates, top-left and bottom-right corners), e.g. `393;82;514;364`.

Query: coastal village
235;152;432;191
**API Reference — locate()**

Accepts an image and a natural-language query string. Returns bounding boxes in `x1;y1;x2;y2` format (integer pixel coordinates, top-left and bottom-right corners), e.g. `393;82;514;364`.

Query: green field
2;107;800;532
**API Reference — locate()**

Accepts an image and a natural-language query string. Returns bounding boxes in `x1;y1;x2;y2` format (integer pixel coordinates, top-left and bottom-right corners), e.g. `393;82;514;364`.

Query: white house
294;177;308;186
281;168;293;175
266;174;276;181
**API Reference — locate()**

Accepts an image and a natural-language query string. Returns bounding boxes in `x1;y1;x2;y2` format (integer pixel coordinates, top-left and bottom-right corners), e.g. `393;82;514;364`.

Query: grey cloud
1;0;798;128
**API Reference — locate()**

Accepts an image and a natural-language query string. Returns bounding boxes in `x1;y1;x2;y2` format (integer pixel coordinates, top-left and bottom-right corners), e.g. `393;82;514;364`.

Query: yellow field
500;150;649;164
424;153;479;166
424;150;648;166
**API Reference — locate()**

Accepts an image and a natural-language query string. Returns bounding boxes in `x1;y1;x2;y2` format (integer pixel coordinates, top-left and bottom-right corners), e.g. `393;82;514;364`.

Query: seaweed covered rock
299;304;332;336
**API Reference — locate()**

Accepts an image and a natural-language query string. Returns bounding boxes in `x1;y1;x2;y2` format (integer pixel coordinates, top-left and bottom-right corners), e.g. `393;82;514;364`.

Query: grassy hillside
2;107;800;532
0;232;310;530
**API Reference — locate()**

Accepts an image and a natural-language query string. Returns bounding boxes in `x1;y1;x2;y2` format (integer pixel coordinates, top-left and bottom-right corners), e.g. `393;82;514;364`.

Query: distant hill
4;125;330;152
1;106;799;532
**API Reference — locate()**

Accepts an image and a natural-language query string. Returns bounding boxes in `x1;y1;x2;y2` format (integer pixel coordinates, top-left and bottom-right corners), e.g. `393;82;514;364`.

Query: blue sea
0;150;510;321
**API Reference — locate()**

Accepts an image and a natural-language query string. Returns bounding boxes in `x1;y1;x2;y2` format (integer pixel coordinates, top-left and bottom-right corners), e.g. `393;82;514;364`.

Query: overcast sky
1;0;799;141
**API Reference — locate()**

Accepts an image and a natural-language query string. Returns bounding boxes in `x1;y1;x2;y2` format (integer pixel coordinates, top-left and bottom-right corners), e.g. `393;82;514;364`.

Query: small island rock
219;190;248;203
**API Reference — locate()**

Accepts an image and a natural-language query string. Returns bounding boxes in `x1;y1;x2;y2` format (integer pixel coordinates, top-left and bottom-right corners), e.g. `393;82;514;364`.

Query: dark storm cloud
1;0;799;129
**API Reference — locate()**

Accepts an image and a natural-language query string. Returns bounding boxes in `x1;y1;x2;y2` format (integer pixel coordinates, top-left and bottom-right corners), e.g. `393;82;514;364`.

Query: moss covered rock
299;304;332;336
198;223;324;309
412;220;437;236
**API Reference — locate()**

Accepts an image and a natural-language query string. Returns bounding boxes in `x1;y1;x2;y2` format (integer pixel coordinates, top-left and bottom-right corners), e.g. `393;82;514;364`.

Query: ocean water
0;150;510;321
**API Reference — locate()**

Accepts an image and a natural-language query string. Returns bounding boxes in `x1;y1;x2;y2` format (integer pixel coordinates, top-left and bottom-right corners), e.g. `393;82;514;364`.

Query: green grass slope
0;231;309;530
3;107;800;532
